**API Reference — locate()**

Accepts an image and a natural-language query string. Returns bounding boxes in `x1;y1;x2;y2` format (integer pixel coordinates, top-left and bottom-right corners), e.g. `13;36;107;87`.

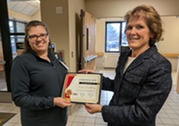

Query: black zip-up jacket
11;51;68;126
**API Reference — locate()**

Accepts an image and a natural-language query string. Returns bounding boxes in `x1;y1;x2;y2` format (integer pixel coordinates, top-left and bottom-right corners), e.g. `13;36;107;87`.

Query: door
0;29;7;91
0;0;12;92
80;10;96;70
0;0;13;102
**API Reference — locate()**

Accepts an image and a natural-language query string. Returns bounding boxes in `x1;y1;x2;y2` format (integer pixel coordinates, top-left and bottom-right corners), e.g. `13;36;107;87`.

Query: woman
80;5;172;126
11;20;72;126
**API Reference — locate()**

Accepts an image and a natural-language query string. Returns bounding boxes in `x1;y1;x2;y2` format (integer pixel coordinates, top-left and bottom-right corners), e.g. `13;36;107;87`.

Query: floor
0;73;6;91
0;69;179;126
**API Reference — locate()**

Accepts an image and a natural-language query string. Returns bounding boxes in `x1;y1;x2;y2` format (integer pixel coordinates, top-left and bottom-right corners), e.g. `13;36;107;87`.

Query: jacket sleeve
11;57;54;110
102;76;115;91
101;58;172;125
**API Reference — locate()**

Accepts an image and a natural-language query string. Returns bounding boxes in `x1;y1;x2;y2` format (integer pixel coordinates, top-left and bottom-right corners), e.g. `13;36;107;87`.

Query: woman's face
126;17;153;52
27;25;49;54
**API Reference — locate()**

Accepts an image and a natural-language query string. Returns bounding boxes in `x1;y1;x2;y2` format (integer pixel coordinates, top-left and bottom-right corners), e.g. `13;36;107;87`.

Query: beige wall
41;0;85;72
89;0;179;70
158;16;179;53
85;0;179;18
96;16;179;71
85;0;179;54
96;16;179;55
41;0;70;68
68;0;85;71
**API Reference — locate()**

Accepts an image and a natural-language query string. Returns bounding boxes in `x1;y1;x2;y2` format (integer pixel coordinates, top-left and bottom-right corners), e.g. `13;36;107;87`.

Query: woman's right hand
84;103;102;114
53;97;72;108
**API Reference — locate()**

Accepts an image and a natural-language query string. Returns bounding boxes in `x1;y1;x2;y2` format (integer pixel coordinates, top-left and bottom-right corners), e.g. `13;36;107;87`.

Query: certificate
62;73;102;104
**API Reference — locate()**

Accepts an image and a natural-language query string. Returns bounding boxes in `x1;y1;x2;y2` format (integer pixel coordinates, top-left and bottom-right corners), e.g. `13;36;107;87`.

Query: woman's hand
78;69;95;74
53;97;72;108
84;103;102;114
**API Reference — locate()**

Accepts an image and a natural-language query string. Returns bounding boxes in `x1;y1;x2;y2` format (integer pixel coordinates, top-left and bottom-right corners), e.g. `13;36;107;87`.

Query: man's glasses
27;33;48;40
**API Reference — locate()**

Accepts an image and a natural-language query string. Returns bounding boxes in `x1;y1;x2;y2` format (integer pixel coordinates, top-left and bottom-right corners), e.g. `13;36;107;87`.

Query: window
105;21;128;52
9;19;26;56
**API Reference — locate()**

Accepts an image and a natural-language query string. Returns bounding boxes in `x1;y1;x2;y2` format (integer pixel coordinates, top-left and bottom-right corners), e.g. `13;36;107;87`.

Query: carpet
0;112;16;126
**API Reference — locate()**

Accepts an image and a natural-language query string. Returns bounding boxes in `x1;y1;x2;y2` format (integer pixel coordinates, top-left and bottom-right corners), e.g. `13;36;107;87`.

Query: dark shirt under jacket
11;51;68;126
101;45;172;126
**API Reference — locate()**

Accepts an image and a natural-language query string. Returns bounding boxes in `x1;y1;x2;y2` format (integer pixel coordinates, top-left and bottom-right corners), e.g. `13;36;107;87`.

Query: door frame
0;0;13;92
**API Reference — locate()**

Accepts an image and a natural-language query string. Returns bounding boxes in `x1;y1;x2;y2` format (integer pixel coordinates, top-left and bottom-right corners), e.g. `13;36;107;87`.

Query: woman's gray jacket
101;45;172;126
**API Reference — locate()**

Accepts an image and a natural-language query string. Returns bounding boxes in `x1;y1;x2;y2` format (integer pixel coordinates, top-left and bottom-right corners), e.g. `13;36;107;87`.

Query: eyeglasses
27;33;48;40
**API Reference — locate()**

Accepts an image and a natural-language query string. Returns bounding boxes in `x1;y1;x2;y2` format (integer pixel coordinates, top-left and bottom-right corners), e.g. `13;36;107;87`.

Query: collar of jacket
29;50;56;62
126;45;158;59
119;45;158;73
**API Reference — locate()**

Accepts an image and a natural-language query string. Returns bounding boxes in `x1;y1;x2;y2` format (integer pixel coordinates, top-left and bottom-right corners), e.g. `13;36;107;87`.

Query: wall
96;16;179;52
85;0;179;18
86;0;179;68
41;0;70;68
68;0;85;71
86;0;179;54
95;16;179;68
158;16;179;53
41;0;85;72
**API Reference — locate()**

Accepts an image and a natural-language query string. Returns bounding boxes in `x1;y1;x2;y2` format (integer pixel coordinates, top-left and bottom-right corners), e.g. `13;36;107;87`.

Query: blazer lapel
125;45;157;72
126;56;143;72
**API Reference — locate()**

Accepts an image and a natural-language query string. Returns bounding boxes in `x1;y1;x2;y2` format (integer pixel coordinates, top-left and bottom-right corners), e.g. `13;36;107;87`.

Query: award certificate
62;73;102;104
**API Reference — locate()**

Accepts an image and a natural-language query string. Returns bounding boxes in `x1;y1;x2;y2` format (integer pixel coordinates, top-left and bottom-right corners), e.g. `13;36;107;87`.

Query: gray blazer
101;45;172;126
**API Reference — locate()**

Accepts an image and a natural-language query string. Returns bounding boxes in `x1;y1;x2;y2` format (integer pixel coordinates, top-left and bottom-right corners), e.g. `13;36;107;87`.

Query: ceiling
6;0;132;17
7;0;40;16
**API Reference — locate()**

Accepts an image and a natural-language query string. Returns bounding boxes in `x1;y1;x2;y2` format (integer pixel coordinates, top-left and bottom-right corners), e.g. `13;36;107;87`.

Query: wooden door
79;10;96;70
